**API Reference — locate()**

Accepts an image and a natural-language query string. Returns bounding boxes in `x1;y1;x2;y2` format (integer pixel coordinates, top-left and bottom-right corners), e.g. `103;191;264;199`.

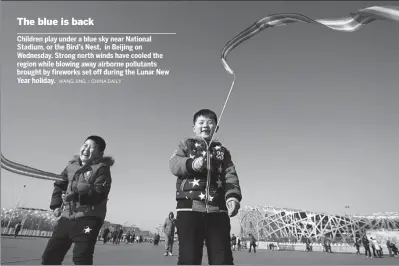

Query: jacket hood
184;136;221;144
69;155;115;167
101;156;115;167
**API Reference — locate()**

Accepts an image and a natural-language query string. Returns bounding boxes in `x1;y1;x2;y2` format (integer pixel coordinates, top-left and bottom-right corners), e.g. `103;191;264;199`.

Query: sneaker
164;253;168;256
168;252;173;256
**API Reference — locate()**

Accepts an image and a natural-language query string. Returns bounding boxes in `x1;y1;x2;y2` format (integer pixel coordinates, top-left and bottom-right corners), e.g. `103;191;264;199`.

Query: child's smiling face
80;139;102;163
193;115;217;140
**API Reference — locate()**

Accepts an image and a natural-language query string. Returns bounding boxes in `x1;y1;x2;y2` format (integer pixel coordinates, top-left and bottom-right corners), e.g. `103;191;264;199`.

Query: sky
1;1;399;234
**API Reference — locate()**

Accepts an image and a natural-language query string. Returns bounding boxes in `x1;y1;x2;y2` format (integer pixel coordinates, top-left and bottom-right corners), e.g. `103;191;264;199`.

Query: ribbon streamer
221;5;399;75
1;154;64;182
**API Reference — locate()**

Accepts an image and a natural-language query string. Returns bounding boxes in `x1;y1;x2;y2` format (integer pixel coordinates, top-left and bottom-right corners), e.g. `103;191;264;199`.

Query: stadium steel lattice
238;206;399;243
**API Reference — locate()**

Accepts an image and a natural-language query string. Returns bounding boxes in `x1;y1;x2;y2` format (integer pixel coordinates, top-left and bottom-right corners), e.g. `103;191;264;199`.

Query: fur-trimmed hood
100;156;115;167
69;155;115;167
189;135;220;142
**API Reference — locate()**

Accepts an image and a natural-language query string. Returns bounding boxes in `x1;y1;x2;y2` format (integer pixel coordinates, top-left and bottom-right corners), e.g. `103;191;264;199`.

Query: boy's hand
53;207;62;217
192;157;205;172
62;192;75;202
227;199;240;217
61;192;67;204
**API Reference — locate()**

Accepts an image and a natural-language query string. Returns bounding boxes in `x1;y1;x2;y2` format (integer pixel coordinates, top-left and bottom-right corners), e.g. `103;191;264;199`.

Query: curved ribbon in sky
1;154;64;181
222;5;399;75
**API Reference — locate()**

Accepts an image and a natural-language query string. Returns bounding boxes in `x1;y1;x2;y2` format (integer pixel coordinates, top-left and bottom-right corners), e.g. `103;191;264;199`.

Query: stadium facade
238;206;399;243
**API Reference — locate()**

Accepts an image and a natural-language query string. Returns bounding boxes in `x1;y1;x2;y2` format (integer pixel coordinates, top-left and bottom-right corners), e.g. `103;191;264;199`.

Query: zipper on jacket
69;172;80;215
203;139;211;213
68;180;74;215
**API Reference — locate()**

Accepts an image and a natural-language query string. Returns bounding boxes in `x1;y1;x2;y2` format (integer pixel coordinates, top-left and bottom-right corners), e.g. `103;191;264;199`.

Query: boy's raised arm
169;139;195;177
223;149;242;204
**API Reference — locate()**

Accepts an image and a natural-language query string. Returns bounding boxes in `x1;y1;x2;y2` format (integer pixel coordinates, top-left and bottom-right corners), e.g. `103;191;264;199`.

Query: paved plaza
1;236;398;265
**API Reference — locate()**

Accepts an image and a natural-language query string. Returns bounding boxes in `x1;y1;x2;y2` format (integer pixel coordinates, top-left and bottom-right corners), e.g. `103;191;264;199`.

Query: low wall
247;241;392;254
1;227;52;238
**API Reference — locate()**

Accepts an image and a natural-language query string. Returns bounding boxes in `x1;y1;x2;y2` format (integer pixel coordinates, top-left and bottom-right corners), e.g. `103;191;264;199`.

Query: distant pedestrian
102;227;110;244
231;234;237;251
14;222;22;237
248;234;257;253
354;240;360;255
361;235;371;258
163;211;176;256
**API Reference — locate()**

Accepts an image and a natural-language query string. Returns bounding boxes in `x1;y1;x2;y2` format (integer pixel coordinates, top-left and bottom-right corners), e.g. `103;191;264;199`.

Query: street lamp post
7;185;26;230
157;223;163;234
345;205;355;243
154;223;163;236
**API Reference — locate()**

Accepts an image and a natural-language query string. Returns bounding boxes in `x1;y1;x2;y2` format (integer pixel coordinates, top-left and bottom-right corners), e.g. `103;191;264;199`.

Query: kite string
211;73;236;143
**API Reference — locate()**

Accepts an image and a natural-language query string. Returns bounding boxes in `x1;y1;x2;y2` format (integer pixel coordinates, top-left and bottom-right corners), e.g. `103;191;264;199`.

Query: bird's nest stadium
238;206;399;243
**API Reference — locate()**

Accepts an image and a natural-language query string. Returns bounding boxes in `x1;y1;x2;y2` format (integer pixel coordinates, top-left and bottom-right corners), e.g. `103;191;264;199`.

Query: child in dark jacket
41;135;113;265
169;109;242;265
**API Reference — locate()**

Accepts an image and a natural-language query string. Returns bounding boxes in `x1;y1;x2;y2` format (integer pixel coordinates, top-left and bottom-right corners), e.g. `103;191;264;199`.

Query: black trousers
364;245;371;257
371;246;377;257
249;243;256;253
42;217;103;265
176;211;233;265
14;229;21;237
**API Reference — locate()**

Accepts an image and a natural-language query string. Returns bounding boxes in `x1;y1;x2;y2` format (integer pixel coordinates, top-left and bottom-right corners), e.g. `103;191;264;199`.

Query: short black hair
86;135;106;152
193;109;218;124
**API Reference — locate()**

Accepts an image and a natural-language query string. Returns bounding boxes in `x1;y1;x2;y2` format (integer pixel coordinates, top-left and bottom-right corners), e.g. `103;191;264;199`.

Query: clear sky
1;1;398;234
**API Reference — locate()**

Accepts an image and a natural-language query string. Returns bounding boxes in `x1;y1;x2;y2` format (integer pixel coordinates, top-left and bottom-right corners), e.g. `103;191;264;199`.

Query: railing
247;241;392;254
2;227;53;238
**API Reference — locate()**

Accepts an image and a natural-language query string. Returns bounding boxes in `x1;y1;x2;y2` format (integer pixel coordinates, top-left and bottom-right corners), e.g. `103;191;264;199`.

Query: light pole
157;223;163;234
122;221;128;230
345;205;355;243
7;185;26;230
128;224;136;232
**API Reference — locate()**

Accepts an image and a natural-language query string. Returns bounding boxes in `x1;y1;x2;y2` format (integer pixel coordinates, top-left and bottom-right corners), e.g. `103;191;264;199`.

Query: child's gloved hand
61;192;67;204
62;192;75;202
192;157;206;172
226;199;240;217
53;207;62;217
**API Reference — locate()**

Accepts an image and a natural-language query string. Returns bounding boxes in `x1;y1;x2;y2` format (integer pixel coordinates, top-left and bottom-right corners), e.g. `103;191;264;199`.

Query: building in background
239;206;399;244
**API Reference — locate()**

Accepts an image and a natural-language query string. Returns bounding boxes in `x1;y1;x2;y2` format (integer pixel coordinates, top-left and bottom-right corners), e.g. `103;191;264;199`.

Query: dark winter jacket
49;155;114;220
103;228;110;237
15;223;22;231
169;137;242;213
362;237;370;247
231;235;237;244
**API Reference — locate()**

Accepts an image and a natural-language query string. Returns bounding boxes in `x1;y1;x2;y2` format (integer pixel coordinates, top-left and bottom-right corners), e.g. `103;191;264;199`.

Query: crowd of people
359;235;398;258
99;227;150;245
